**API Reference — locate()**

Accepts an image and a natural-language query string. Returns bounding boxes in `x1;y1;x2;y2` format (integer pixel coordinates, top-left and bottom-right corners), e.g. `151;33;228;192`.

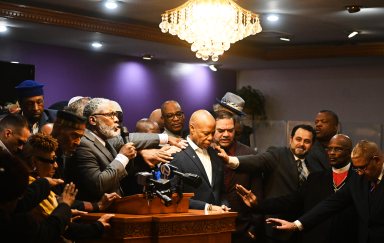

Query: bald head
351;140;380;162
189;110;215;149
331;134;352;151
327;134;352;169
351;140;383;181
149;108;164;132
135;118;160;133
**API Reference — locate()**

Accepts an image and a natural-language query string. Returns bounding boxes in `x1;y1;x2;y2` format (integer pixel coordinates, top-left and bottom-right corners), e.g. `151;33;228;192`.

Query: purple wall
0;40;237;130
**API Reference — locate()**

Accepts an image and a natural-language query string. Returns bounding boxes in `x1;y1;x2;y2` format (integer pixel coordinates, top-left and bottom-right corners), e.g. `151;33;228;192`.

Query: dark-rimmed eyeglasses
92;111;119;119
353;156;377;173
164;111;184;120
36;155;57;164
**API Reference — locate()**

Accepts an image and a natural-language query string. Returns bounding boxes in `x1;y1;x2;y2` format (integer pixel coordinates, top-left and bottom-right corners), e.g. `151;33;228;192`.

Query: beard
98;121;120;139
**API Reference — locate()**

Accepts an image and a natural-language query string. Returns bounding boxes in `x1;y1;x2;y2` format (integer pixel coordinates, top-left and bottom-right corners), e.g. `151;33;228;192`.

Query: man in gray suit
217;124;316;243
66;98;185;201
170;110;229;212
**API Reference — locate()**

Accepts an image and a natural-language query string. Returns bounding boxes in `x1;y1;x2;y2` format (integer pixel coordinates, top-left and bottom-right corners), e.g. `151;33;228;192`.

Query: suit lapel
208;147;219;188
84;129;114;161
185;146;211;186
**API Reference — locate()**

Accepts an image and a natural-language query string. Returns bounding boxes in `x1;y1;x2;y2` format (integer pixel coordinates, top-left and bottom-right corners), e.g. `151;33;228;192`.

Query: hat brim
215;98;246;116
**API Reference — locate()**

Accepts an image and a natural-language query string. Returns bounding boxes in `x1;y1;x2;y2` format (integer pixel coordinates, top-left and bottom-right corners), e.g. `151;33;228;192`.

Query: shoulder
235;141;255;154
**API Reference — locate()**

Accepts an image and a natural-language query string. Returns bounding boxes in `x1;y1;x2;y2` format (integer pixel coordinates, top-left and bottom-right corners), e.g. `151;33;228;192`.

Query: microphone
121;126;130;144
161;164;202;188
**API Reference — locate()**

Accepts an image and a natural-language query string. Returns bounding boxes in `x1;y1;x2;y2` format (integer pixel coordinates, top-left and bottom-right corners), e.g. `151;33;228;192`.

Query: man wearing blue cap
15;80;57;134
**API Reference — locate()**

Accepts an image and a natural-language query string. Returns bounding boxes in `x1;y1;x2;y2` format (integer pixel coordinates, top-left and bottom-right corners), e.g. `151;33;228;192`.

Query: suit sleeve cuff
294;220;304;231
228;156;239;169
116;153;129;167
158;134;168;145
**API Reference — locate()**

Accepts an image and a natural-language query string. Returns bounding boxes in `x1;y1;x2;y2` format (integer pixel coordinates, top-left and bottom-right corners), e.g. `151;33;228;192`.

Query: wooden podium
78;193;237;243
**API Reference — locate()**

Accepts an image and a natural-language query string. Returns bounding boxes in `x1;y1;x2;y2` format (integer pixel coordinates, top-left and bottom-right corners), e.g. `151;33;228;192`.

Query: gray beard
98;122;120;139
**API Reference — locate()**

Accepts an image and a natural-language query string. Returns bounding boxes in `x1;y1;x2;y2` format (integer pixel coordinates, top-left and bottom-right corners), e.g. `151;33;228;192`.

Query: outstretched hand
265;218;298;231
140;146;174;167
44;177;64;187
168;136;188;149
58;182;78;207
213;145;230;164
98;192;121;211
97;214;115;229
235;184;257;208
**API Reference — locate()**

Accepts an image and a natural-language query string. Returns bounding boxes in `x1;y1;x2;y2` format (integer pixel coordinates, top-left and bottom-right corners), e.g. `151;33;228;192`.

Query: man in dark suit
14;80;57;134
170;109;229;212
66;98;184;201
306;110;339;172
213;110;262;242
237;134;358;243
217;124;316;243
267;140;384;243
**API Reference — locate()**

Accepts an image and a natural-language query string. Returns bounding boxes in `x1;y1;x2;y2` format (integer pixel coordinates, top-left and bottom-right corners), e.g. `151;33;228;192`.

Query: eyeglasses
164;111;184;120
36;155;57;164
353;156;377;173
92;111;119;119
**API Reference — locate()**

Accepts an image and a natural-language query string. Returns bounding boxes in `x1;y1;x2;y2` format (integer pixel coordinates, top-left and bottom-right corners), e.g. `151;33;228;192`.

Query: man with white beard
65;98;184;201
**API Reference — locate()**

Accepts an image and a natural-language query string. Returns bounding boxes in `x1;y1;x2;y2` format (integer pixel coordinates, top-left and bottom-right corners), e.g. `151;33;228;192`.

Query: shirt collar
88;129;106;146
187;136;203;152
163;128;181;138
293;154;304;162
332;163;351;173
0;139;10;154
378;163;384;182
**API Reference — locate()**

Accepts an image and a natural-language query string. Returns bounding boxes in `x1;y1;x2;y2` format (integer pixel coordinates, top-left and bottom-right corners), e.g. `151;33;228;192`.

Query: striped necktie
297;159;306;187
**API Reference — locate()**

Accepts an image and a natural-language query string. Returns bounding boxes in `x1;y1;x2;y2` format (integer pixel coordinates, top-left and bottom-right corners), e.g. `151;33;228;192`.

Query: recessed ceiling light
0;25;8;33
348;31;359;38
104;0;118;10
280;37;290;42
91;42;103;49
10;61;19;64
209;65;217;72
267;14;279;22
142;54;153;60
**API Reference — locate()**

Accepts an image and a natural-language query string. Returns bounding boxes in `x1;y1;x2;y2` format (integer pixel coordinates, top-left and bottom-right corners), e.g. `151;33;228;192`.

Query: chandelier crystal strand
159;0;262;61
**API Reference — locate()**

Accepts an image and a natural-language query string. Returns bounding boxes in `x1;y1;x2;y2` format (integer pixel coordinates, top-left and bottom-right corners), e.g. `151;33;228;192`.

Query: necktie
105;141;117;157
297;159;306;187
370;179;380;192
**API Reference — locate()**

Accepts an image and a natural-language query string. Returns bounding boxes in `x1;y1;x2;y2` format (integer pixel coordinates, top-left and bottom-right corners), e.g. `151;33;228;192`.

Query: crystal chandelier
159;0;262;62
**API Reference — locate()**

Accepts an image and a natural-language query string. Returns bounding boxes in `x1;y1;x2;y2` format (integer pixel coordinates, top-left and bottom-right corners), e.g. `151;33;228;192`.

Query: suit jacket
32;109;57;133
65;129;160;201
299;172;384;243
306;140;331;172
170;145;226;209
236;146;316;241
259;168;358;243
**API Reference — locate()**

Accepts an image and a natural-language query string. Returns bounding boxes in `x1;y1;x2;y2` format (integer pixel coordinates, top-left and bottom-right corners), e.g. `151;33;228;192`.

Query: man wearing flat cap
15;80;57;134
